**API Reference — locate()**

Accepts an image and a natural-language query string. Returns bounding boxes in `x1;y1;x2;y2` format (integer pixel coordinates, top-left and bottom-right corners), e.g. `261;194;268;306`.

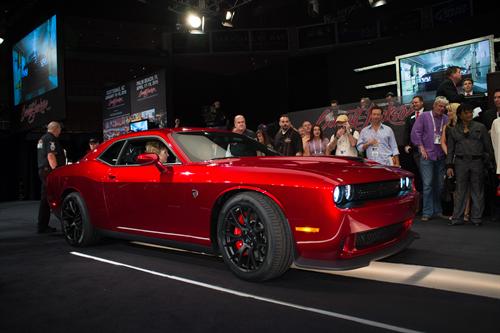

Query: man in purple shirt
411;96;449;221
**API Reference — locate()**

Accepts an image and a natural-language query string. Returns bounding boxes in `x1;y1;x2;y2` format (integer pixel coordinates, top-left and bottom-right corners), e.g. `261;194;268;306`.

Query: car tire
61;192;100;247
217;191;293;281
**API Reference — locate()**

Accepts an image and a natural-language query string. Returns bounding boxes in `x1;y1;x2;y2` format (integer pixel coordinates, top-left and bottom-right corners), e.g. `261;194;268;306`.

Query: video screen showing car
397;37;493;103
12;15;58;106
130;120;148;132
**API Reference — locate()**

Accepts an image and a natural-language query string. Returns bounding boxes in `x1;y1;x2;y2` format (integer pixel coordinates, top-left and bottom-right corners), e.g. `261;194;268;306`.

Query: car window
98;140;125;165
116;137;177;166
173;131;279;162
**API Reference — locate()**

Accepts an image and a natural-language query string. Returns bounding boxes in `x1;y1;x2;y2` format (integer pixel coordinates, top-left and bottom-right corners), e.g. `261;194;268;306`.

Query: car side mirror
136;153;168;173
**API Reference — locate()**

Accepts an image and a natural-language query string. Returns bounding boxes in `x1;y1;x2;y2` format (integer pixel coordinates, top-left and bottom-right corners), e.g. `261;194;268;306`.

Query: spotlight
186;13;205;34
222;10;235;27
0;37;4;45
186;13;202;28
368;0;387;7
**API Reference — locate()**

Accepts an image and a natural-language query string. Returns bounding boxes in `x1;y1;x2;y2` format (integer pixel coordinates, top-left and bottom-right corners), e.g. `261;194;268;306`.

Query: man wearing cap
37;121;66;233
88;138;99;153
327;114;359;156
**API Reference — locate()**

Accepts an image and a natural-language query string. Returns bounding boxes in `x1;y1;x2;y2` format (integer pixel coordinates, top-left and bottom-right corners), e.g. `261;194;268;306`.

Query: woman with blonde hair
145;141;169;163
442;103;470;221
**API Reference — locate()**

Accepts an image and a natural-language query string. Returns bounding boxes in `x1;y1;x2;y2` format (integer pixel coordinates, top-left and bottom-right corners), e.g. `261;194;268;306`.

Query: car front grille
353;180;401;201
355;222;404;250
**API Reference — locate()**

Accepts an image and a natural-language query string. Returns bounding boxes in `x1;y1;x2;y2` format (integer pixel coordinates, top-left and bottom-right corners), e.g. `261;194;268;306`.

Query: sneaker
436;214;449;220
420;216;430;221
37;226;57;234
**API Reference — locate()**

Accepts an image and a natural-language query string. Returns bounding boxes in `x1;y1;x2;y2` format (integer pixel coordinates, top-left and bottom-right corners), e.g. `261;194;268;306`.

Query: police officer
446;104;494;226
37;121;66;233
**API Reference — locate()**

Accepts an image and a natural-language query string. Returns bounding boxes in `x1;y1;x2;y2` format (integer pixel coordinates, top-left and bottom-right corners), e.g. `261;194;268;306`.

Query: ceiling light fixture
222;10;235;27
186;13;205;34
368;0;387;8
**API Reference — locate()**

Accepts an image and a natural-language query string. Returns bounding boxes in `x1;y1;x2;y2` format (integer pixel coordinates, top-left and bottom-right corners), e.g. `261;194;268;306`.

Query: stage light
368;0;387;7
0;37;4;45
186;13;202;28
186;13;205;34
222;10;235;27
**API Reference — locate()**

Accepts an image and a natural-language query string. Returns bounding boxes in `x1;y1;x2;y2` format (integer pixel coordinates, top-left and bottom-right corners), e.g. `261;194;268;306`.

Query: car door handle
108;174;116;180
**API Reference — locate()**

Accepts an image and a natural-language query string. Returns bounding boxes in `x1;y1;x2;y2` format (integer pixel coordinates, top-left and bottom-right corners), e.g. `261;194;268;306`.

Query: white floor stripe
70;251;422;333
132;240;500;300
299;262;500;300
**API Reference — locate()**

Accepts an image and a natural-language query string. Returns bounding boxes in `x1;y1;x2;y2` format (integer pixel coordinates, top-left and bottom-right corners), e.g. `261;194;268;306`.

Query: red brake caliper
234;211;246;252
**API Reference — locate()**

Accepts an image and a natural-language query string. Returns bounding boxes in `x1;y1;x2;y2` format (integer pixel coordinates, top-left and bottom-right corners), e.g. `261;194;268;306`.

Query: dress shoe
420;216;430;221
37;226;57;234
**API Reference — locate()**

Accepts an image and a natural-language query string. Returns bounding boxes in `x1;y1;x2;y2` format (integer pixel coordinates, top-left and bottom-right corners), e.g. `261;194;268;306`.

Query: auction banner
130;69;166;117
288;97;413;147
103;84;130;119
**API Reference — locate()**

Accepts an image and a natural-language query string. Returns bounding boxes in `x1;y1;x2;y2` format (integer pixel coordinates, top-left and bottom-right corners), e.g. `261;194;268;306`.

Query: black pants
37;168;51;229
452;159;484;223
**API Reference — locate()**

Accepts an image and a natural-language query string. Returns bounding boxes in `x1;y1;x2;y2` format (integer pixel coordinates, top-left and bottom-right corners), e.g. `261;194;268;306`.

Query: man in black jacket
436;66;464;103
478;88;500;131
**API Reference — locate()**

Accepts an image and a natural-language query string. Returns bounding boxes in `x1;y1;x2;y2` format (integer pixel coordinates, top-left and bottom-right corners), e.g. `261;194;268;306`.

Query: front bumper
293;230;419;271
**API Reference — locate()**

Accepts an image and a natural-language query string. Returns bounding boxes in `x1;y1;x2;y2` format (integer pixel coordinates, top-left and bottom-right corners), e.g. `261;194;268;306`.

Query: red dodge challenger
47;128;418;281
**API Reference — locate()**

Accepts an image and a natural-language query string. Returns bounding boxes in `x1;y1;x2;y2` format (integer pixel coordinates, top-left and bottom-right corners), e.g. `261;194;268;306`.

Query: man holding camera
327;114;359;156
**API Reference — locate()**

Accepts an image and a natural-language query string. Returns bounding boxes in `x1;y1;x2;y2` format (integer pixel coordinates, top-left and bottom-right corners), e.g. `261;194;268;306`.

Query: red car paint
47;128;418;271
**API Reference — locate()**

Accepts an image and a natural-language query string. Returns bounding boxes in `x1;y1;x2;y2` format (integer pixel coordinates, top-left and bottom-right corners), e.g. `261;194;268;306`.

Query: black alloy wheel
217;192;293;281
62;195;83;245
61;192;99;247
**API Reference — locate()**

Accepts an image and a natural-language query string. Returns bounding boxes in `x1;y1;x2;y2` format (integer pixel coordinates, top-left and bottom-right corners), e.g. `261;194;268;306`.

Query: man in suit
462;78;483;97
436;66;464;103
479;88;500;131
402;95;424;192
478;88;500;221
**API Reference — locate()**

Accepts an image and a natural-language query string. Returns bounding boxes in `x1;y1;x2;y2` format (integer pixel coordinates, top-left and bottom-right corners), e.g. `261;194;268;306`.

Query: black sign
17;86;65;129
172;33;210;54
381;10;422;37
251;30;289;51
298;23;336;49
338;22;378;44
432;0;471;26
103;84;130;119
130;70;167;119
213;31;250;52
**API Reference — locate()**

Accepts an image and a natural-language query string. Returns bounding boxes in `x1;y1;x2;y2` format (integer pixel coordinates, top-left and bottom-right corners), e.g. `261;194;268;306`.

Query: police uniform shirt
37;132;65;169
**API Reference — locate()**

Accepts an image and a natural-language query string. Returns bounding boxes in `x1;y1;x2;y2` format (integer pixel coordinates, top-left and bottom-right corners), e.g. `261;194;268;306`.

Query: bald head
47;121;62;137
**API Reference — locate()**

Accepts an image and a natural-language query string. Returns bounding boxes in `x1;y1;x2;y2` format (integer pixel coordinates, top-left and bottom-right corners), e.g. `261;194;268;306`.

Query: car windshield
173;131;279;162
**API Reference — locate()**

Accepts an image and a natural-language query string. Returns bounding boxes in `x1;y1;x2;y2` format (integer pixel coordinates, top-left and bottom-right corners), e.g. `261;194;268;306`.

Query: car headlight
400;177;412;191
333;186;342;204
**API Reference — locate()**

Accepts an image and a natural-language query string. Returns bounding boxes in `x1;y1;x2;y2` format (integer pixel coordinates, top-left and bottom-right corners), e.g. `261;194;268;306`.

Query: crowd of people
37;68;500;233
215;73;500;226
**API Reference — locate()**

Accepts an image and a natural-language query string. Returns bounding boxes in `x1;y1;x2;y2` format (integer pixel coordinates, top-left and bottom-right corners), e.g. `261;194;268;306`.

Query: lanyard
312;139;322;155
430;112;443;134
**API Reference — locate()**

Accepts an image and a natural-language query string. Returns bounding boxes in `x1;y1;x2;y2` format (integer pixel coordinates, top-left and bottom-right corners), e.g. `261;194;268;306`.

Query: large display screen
12;15;58;106
396;36;495;103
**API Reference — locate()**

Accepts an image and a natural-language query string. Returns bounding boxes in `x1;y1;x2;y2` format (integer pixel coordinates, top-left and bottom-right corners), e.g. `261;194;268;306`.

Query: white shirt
330;130;359;157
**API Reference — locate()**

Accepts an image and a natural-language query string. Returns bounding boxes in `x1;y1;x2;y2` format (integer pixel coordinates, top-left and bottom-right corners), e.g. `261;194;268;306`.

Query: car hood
206;156;408;185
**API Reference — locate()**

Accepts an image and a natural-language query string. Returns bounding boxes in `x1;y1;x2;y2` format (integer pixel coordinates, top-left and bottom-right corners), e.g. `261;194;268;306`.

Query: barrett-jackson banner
288;97;414;147
17;86;66;129
103;84;130;119
130;70;166;116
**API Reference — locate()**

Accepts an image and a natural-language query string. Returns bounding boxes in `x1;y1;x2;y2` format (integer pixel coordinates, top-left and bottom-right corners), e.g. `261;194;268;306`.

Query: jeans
419;158;445;217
